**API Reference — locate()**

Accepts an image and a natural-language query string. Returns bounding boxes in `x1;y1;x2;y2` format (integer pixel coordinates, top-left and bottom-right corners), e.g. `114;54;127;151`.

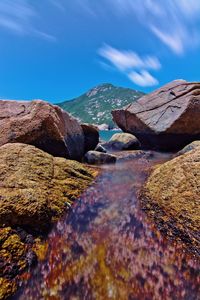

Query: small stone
95;144;107;153
84;151;116;165
107;133;140;150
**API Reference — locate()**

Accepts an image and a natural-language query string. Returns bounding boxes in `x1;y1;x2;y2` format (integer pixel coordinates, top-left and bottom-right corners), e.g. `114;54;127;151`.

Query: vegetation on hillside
57;83;144;128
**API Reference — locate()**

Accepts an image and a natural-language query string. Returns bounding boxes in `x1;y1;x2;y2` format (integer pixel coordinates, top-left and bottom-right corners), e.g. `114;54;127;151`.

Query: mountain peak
86;83;114;98
58;84;145;127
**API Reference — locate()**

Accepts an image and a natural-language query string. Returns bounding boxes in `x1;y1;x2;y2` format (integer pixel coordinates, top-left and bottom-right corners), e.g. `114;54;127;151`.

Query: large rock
0;143;95;231
0;100;85;160
141;148;200;255
112;80;200;151
81;123;99;153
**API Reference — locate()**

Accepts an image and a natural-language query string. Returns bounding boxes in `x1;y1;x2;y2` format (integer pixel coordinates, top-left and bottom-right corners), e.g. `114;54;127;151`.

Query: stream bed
15;152;200;300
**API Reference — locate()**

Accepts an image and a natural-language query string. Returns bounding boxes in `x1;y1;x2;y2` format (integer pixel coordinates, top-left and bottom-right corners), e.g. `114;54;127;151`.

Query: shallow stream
15;152;200;300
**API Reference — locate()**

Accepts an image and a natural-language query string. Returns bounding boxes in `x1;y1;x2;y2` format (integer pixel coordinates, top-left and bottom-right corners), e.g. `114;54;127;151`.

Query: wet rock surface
141;148;200;256
112;80;200;151
14;153;200;300
84;150;117;165
115;150;154;163
0;100;85;160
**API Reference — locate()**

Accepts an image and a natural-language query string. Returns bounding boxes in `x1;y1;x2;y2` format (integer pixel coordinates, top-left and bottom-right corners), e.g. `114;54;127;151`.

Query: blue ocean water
99;130;122;141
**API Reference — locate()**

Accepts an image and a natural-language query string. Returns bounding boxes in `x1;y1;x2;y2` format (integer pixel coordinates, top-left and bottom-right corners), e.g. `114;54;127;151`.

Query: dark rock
95;144;107;153
84;151;116;165
112;80;200;151
81;123;99;153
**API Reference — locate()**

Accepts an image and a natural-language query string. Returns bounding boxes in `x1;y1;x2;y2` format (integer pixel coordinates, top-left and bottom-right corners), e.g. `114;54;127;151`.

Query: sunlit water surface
15;152;200;300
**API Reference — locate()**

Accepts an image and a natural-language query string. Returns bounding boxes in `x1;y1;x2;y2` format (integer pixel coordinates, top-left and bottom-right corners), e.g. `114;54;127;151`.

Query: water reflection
16;153;200;300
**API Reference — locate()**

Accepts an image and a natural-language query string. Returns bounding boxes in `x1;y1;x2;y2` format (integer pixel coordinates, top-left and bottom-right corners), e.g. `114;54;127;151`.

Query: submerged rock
178;140;200;155
84;151;116;165
0;143;96;231
141;148;200;255
115;150;153;162
0;99;85;160
106;132;140;150
112;80;200;151
81;123;99;153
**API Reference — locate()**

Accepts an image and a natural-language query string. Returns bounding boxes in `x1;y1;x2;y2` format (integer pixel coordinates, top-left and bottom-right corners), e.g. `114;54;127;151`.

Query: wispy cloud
108;0;200;54
0;0;55;40
99;45;161;71
128;70;158;87
49;0;65;12
98;44;160;87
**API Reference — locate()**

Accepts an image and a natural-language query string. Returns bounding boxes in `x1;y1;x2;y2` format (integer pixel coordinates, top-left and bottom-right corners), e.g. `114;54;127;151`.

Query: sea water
99;130;121;141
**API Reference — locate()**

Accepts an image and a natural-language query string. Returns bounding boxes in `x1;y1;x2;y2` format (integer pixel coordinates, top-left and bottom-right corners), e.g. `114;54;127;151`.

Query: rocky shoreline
0;101;99;299
0;79;200;299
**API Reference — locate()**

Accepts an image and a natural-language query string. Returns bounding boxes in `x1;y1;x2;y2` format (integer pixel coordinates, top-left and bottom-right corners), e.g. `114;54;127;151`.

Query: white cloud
99;45;143;71
98;44;160;87
99;45;161;71
108;0;200;54
150;25;184;55
128;70;158;87
0;0;55;40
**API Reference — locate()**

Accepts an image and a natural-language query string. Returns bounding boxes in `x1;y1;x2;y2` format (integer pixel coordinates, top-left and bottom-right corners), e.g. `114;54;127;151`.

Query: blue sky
0;0;200;103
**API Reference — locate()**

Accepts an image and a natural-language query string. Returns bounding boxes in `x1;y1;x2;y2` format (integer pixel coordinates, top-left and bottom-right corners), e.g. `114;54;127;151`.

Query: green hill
57;83;145;128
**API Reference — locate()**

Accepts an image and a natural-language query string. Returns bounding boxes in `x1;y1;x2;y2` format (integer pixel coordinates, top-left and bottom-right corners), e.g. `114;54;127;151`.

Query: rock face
112;80;200;151
141;148;200;255
0;143;95;232
178;140;200;155
84;151;116;165
0;100;85;160
81;123;99;153
106;133;140;150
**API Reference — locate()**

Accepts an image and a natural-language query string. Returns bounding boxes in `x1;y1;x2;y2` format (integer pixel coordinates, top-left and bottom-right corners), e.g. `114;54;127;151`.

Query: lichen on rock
0;227;30;300
0;143;96;231
0;277;17;300
140;147;200;256
0;143;97;299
